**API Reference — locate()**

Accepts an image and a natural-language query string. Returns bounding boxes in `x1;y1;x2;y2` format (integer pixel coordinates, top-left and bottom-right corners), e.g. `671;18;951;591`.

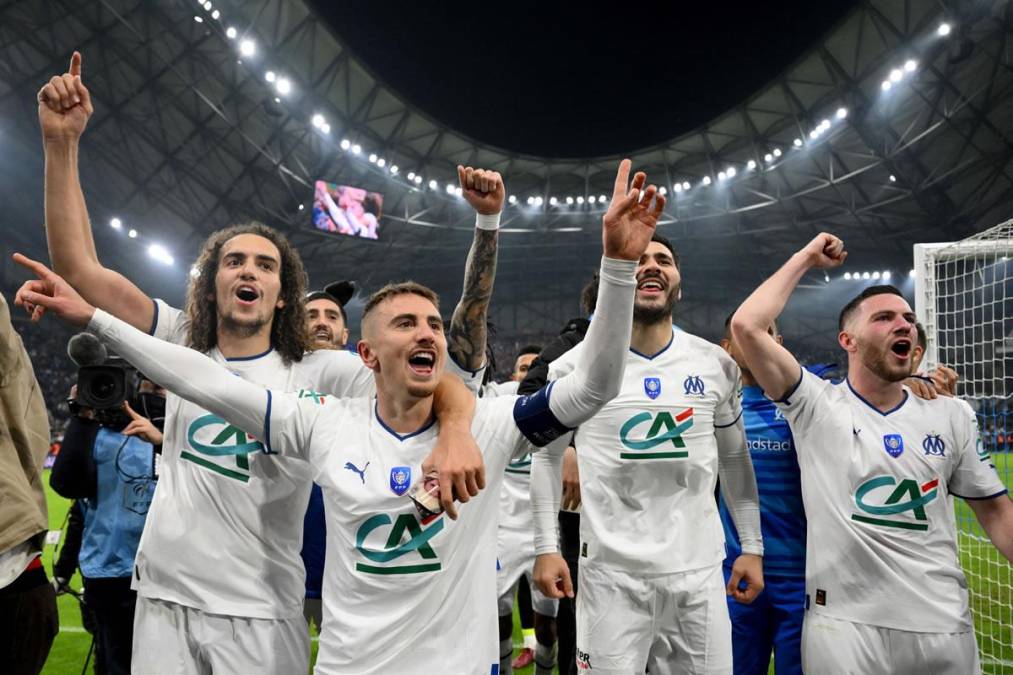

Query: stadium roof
2;0;1012;346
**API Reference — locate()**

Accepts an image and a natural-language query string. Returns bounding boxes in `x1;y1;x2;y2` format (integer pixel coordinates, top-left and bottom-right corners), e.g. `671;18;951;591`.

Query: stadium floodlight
368;153;377;163
820;119;831;129
407;171;416;180
702;176;712;186
298;204;305;211
836;107;848;119
413;175;422;185
844;272;852;280
793;138;802;147
351;144;361;154
445;184;454;195
588;195;597;204
889;175;897;182
718;171;727;181
211;9;220;19
872;271;881;279
881;80;892;91
275;78;292;96
377;158;386;168
226;26;237;39
148;244;173;265
658;187;667;196
311;113;325;128
889;69;903;83
809;130;818;140
772;148;782;157
265;71;276;83
909;268;916;278
428;179;438;190
577;196;585;204
904;59;917;73
239;39;255;57
549;197;558;206
882;270;892;280
389;165;398;174
128;229;138;239
454;187;462;197
508;195;517;204
110;218;122;230
747;160;756;170
600;194;608;202
862;271;871;279
566;196;574;205
203;1;212;10
194;16;204;23
534;196;544;206
938;22;951;37
764;153;774;162
320;123;330;134
526;196;535;205
340;138;350;150
726;167;737;178
674;184;683;193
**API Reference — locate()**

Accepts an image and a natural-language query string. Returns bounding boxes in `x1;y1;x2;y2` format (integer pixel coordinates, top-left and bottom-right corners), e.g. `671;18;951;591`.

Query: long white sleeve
530;438;566;555
546;256;635;427
716;419;763;556
87;309;301;456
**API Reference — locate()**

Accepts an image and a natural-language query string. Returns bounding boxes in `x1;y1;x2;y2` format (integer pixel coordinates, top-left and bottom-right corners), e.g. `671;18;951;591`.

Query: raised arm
13;254;309;457
730;233;846;400
38;51;154;332
446;166;504;372
531;159;666;598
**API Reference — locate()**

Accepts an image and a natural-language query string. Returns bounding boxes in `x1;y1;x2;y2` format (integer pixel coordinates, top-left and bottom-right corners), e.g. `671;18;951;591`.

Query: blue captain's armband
513;382;571;447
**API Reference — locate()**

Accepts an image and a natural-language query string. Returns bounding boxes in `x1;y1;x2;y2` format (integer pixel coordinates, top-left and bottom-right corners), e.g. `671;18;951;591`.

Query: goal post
914;219;1013;674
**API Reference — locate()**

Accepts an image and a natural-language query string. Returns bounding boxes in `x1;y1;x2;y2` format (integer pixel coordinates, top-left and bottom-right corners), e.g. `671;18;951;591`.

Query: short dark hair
305;292;348;323
915;322;927;350
838;285;905;331
581;274;599;315
517;344;542;358
363;282;440;319
649;233;680;269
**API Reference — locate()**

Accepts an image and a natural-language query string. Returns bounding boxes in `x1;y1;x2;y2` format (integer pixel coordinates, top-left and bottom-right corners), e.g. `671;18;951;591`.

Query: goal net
915;220;1013;674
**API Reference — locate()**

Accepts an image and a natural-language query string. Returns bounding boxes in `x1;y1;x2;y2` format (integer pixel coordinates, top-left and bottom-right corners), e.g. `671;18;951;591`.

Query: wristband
475;213;501;231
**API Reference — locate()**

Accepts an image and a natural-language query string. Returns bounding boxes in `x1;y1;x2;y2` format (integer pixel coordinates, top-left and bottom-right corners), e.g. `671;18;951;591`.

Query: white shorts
575;561;731;675
132;596;310;674
496;528;558;618
802;613;981;675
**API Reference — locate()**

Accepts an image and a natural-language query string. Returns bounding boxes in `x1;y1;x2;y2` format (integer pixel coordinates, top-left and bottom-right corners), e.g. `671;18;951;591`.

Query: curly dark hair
185;222;309;364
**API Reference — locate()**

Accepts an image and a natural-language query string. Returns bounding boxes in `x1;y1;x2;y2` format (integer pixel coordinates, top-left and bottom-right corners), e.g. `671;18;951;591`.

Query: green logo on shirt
355;513;444;575
506;454;532;475
851;475;939;531
182;414;263;483
618;408;694;459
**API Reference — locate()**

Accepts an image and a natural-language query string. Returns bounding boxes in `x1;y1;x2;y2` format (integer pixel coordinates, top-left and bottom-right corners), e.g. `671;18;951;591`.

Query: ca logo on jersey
683;375;705;397
922;434;946;457
355;512;444;575
851;475;939;531
183;414;264;483
619;408;694;459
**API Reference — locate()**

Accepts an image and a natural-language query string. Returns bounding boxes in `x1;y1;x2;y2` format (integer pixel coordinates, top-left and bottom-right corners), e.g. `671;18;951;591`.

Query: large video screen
312;180;383;240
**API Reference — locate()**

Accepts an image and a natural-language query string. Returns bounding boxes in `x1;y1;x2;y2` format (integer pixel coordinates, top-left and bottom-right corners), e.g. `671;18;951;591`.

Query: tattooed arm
447;166;505;372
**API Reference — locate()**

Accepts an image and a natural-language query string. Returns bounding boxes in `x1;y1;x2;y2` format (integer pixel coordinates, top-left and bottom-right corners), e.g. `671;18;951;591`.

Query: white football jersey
549;329;742;574
266;393;532;674
133;300;477;619
482;380;535;533
776;369;1007;632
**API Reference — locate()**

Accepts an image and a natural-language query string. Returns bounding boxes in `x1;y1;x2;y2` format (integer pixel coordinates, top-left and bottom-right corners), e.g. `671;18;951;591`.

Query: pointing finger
612;159;632;202
70;51;82;78
12;253;58;281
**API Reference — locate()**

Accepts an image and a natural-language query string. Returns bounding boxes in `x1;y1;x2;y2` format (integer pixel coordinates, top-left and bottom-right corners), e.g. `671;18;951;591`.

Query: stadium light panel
340;139;350;150
128;229;137;238
702;176;712;186
904;59;917;73
577;196;585;204
389;165;398;174
413;175;422;185
909;269;916;278
836;107;848;119
820;119;830;129
368;154;377;163
843;272;852;280
727;167;737;178
882;80;892;91
311;114;325;128
674;184;683;193
809;130;818;140
862;272;871;279
793;138;802;147
550;197;558;206
428;179;438;190
320;123;330;134
211;9;220;20
407;172;416;180
872;271;881;279
600;194;608;202
566;197;574;205
226;26;237;39
764;153;773;162
351;144;361;155
718;171;727;181
194;16;204;23
445;184;454;195
526;196;535;205
889;175;897;182
454;187;462;197
377;158;386;168
508;195;517;204
203;1;212;10
265;71;276;83
882;270;892;280
298;204;304;211
588;196;597;204
938;23;951;37
110;218;122;230
658;187;667;196
534;197;544;206
747;160;756;170
889;69;903;83
239;39;255;57
772;148;782;158
275;78;292;96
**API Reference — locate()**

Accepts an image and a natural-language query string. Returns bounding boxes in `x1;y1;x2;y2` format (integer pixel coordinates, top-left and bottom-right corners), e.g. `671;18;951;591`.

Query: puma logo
344;461;369;484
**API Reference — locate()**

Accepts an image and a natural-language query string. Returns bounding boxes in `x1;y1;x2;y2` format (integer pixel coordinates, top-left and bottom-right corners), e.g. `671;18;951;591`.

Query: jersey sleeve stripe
713;409;743;429
951;488;1008;501
147;297;159;336
263;390;275;455
774;367;804;404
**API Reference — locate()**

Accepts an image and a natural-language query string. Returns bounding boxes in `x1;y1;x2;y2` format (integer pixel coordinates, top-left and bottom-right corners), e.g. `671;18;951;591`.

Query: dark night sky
310;1;857;158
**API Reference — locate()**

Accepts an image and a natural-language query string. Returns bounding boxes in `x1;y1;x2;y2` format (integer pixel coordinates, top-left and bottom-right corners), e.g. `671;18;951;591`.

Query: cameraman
51;376;163;675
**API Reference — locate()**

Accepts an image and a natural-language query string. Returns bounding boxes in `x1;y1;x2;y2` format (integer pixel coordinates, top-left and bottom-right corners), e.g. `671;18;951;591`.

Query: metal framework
2;0;1013;343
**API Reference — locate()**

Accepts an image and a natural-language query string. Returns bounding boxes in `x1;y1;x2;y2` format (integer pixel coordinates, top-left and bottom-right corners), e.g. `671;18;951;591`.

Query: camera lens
91;373;117;403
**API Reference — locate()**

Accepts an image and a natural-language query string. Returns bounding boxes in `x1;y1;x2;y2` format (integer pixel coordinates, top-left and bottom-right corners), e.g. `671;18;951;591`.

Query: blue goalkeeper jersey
719;384;806;578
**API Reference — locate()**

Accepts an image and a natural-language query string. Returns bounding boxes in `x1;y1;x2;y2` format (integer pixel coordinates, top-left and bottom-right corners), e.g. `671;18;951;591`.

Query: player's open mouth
890;339;912;358
407;350;436;376
637;278;665;296
313;328;332;341
235;285;260;306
